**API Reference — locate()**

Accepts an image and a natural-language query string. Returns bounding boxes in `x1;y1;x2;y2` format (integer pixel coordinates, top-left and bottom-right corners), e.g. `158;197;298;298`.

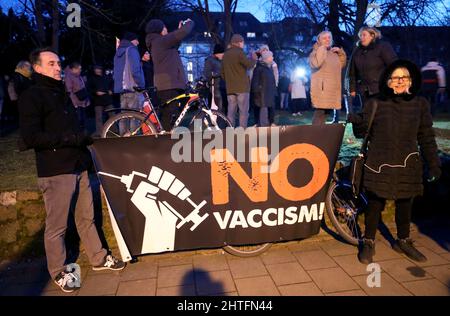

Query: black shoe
393;238;427;262
358;238;375;264
54;269;80;293
93;254;126;271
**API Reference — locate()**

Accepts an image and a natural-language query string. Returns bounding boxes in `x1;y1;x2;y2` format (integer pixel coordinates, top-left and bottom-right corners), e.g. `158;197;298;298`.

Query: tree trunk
327;0;342;46
51;0;59;52
223;0;235;45
354;0;369;41
35;0;46;45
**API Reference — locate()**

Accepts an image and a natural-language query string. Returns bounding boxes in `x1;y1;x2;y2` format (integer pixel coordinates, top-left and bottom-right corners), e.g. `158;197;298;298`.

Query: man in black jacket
18;48;125;293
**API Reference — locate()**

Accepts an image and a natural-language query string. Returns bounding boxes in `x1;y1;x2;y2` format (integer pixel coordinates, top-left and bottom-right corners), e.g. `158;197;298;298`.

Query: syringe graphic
98;168;209;231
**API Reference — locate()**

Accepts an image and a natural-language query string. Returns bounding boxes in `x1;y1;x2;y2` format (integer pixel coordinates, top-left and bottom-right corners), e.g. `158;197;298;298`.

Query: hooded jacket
349;59;441;199
251;61;277;108
145;21;194;91
113;40;145;94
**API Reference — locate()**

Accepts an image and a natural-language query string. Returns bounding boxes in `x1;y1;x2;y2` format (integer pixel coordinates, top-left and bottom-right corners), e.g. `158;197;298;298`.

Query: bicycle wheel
189;109;233;131
325;180;367;245
102;112;157;138
223;243;272;257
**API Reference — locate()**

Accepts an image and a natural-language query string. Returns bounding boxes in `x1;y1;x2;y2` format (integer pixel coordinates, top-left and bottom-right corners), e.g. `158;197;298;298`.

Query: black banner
90;125;344;260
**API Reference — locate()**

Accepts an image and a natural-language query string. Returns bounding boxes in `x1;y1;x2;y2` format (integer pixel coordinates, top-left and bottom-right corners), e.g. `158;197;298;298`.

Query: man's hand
96;91;106;96
251;51;258;60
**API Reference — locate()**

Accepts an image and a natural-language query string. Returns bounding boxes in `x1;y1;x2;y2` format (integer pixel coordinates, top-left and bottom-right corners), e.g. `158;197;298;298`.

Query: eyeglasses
390;76;411;82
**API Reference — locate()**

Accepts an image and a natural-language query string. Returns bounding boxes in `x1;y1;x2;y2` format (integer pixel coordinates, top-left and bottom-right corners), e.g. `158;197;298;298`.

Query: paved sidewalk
1;222;449;297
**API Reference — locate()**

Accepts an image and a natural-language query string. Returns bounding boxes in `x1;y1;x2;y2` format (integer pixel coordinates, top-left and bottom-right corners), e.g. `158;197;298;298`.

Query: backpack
122;47;137;92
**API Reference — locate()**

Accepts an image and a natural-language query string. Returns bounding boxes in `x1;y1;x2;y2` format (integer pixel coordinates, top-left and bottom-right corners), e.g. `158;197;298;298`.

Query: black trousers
364;191;413;240
157;89;184;131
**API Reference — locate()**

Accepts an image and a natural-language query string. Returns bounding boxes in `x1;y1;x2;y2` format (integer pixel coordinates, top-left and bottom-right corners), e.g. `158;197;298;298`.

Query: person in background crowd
64;62;90;132
251;50;277;127
258;45;279;86
203;43;225;113
346;26;398;106
145;18;194;131
88;65;113;137
221;34;258;128
289;70;308;117
141;50;157;105
113;32;145;135
309;30;346;125
421;57;447;115
12;61;33;97
348;59;441;264
18;48;125;293
278;71;290;110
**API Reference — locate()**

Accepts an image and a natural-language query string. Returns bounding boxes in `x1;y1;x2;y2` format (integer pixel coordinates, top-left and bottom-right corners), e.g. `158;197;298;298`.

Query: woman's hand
331;47;341;53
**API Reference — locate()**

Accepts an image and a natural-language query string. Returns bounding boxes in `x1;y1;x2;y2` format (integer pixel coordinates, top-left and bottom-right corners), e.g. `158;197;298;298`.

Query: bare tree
175;0;239;45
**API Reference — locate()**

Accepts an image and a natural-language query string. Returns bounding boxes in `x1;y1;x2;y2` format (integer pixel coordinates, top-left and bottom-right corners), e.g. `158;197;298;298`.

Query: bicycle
101;79;232;138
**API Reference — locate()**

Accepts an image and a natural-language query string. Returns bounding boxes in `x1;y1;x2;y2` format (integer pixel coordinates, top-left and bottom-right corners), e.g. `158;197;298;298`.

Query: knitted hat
213;44;225;54
122;32;138;42
145;19;165;34
230;34;244;44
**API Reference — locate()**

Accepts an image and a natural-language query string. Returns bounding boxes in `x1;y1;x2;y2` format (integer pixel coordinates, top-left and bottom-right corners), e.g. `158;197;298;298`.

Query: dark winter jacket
349;59;441;199
113;40;145;94
142;60;154;88
221;46;257;94
18;73;92;178
203;55;224;91
88;73;113;107
145;21;194;91
251;61;277;108
347;40;398;96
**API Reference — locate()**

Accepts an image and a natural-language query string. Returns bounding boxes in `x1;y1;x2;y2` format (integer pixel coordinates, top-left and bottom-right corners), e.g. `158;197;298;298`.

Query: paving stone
156;285;196;296
287;241;322;252
415;234;450;255
380;258;433;282
278;282;323;296
158;255;194;267
235;276;280;296
320;240;359;257
423;264;450;285
195;270;236;295
228;257;268;279
372;242;402;262
260;248;297;265
193;254;229;272
326;290;367;296
116;279;157;296
353;273;411;296
402;279;450;296
266;262;311;286
119;262;158;281
77;273;120;296
334;254;374;277
440;253;450;262
308;267;360;293
157;264;194;288
411;247;449;267
293;250;337;270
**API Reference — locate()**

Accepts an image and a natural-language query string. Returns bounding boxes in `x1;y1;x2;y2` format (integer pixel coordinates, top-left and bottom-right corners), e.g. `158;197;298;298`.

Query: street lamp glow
295;67;306;78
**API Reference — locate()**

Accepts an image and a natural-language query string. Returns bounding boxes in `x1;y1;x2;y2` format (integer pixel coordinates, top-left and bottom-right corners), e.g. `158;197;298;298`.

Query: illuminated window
247;32;256;38
186;46;193;54
188;73;194;82
187;62;193;71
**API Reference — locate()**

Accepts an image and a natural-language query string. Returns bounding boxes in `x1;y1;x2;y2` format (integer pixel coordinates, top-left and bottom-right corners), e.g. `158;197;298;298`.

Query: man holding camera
145;18;194;131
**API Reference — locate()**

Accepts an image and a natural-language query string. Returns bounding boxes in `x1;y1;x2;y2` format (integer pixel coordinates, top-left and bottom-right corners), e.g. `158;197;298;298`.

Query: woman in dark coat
251;51;277;127
347;26;398;104
349;59;441;264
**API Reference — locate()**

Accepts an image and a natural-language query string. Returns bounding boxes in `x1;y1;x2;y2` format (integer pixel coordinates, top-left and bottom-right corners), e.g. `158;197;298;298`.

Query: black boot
393;238;427;262
358;238;375;264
